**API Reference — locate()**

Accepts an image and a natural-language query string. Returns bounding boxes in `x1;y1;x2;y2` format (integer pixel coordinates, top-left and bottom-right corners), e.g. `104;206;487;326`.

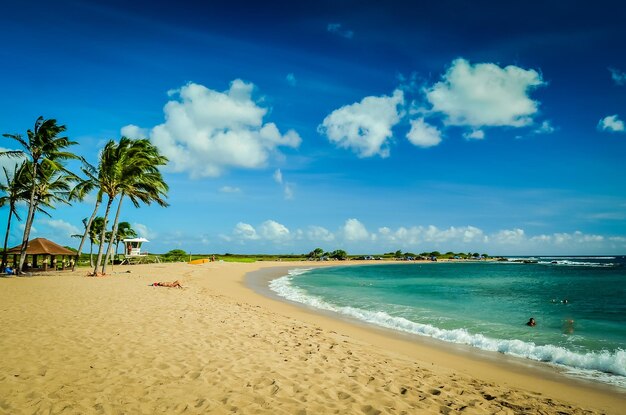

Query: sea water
269;257;626;388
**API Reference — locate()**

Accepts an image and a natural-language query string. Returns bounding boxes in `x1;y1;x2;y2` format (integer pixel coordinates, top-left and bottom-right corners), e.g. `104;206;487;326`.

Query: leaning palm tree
2;117;78;273
0;162;29;270
101;139;168;274
68;159;104;271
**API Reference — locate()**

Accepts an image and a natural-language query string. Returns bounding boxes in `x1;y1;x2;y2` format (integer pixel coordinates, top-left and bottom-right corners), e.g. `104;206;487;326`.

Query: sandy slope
0;261;623;414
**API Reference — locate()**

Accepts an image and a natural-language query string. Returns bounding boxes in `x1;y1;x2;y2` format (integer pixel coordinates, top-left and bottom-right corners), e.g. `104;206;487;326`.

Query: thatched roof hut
6;238;75;271
7;238;75;256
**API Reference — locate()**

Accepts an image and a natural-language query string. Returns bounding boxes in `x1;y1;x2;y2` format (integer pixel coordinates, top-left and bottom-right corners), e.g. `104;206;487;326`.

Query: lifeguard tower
121;238;160;264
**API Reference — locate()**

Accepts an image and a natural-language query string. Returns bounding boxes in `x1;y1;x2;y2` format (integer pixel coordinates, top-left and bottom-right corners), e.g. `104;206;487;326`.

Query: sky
1;0;626;256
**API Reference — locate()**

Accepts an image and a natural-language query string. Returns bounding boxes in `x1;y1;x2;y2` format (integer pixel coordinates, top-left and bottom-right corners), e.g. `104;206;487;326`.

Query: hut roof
7;238;76;256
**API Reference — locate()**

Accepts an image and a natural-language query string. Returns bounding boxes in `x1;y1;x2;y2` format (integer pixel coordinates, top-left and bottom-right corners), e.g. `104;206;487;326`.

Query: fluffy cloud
463;129;485;140
40;219;80;237
258;220;291;242
120;124;148;139
492;228;526;244
609;67;626;86
233;222;259;240
286;73;297;87
307;226;335;242
126;80;301;178
342;218;371;241
406;118;442;148
534;120;555;134
327;23;354;39
319;90;404;158
378;225;486;245
598;115;625;132
425;58;545;128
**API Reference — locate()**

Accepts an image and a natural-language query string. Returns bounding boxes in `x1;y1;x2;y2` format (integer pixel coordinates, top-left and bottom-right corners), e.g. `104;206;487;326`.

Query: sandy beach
0;261;624;414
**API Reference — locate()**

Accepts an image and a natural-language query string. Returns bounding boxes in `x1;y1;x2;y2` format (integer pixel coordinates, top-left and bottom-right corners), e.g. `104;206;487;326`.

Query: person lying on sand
151;280;183;288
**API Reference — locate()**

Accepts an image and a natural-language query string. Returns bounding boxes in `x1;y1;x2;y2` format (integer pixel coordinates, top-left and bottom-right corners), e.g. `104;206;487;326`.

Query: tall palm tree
0;162;29;270
69;159;103;271
2;116;78;273
101;139;168;274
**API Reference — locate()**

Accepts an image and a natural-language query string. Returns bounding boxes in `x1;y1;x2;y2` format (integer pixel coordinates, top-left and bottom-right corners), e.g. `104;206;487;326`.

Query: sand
0;261;624;414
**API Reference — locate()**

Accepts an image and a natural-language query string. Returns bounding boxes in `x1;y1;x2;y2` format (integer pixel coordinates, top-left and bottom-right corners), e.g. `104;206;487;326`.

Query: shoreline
241;262;626;412
0;260;623;414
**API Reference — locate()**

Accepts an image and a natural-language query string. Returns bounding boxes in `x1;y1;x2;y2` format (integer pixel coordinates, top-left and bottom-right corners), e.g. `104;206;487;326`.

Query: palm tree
2;117;78;273
0;162;29;270
101;139;168;274
68;159;104;271
71;216;105;267
115;222;137;257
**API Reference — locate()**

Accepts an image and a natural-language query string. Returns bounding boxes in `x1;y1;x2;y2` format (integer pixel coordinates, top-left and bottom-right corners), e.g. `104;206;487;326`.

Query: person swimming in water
526;317;536;327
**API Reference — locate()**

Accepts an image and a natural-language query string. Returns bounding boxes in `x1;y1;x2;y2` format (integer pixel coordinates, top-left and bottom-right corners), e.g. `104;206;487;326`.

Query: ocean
269;257;626;388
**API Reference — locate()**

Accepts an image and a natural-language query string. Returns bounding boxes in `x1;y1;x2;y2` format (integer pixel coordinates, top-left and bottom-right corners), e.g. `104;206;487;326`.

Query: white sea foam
270;269;626;388
538;260;617;268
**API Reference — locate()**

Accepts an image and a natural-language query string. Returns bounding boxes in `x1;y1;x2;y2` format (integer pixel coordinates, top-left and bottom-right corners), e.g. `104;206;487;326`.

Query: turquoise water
269;258;626;387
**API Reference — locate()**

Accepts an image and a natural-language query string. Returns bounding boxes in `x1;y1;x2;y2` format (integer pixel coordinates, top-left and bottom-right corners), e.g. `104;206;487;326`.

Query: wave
538;260;618;268
270;269;626;387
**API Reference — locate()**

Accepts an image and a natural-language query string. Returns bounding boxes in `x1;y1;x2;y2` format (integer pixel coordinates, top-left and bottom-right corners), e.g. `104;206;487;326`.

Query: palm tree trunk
93;196;113;275
89;240;94;267
1;209;14;270
17;163;38;274
102;194;124;275
72;200;101;271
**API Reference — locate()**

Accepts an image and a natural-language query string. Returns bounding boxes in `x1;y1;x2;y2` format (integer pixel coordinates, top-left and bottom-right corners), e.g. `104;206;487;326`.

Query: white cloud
378;225;486;245
327;23;354;39
284;182;294;200
259;220;291;242
492;228;526;244
463;129;485;140
273;169;283;184
598;115;625;132
307;226;335;242
219;186;241;193
120;124;148;139
342;218;370;241
319;90;404;158
534;120;555;134
133;223;155;239
426;58;545;128
286;73;297;86
40;219;80;237
128;80;301;178
406;118;443;148
233;222;259;240
609;67;626;86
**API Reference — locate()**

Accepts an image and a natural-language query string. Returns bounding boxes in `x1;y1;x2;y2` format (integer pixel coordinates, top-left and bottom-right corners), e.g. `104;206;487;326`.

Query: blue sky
1;0;625;255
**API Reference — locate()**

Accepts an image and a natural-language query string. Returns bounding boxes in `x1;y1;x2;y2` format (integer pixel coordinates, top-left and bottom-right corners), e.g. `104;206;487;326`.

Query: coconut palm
92;138;168;275
0;162;29;270
2;117;78;273
101;139;168;274
68;158;104;271
71;216;105;267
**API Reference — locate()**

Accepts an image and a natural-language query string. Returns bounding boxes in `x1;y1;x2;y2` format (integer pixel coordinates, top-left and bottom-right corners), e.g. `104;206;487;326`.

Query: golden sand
0;261;623;414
